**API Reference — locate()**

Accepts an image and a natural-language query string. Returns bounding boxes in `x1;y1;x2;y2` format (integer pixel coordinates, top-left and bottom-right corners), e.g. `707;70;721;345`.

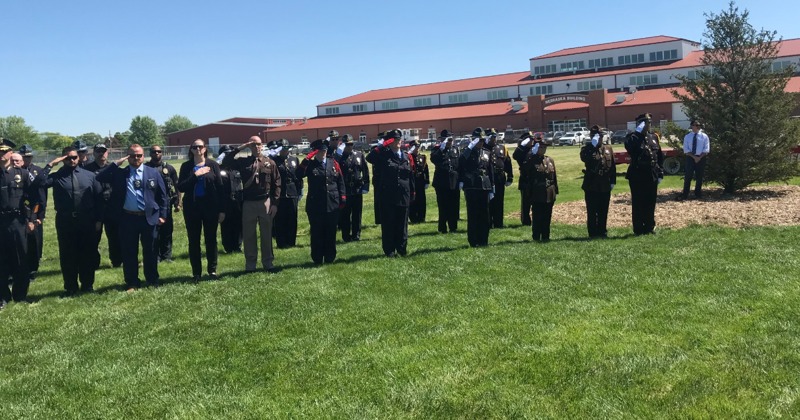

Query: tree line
0;114;197;152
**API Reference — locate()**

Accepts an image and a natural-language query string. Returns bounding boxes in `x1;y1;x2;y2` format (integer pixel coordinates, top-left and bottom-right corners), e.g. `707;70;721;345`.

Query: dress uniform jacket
366;146;415;256
458;144;494;247
521;154;558;203
580;143;616;192
430;142;460;191
299;157;345;263
625;131;663;182
0;165;37;303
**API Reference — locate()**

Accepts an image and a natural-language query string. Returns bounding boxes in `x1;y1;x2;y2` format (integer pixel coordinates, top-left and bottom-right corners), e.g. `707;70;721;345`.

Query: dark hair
62;146;77;155
187;139;208;160
690;120;702;128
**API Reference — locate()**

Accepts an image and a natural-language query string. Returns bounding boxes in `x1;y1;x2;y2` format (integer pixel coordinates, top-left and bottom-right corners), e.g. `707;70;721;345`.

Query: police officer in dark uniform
0;138;37;308
333;134;369;242
72;140;90;167
269;139;303;248
85;142;122;267
217;145;243;253
407;139;429;224
580;125;617;238
430;130;461;233
625;113;664;235
371;131;386;225
19;145;46;280
41;147;104;295
298;139;345;264
458;128;494;247
486;128;513;228
518;135;558;242
326;130;341;159
366;129;415;257
145;145;180;262
512;131;537;226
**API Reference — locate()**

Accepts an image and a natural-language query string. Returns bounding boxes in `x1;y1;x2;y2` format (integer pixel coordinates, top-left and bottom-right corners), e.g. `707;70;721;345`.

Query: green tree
75;132;103;146
672;2;799;193
0;115;40;149
39;132;75;151
112;131;131;148
161;114;196;135
128;116;162;147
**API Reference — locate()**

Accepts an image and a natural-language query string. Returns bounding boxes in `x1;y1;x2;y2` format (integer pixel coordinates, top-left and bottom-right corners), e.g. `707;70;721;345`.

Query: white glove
484;137;490;145
532;143;540;155
424;183;429;189
657;178;663;185
409;146;416;154
591;135;599;147
610;184;615;190
336;142;345;155
468;138;480;149
488;192;495;201
635;121;646;133
439;141;447;151
458;182;464;190
217;152;226;162
520;139;531;147
505;181;511;187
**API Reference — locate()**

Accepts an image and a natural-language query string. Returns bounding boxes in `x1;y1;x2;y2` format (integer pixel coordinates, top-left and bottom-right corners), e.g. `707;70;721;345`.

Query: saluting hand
48;155;68;167
115;156;128;166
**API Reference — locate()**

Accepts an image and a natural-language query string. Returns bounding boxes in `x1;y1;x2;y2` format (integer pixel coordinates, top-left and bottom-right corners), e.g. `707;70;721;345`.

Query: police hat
266;140;279;150
384;129;402;140
218;145;234;155
310;139;328;151
377;131;386;139
94;143;108;152
72;140;89;152
589;125;604;138
341;134;354;145
278;139;290;148
635;113;652;124
327;130;340;139
0;138;16;153
519;131;534;141
486;128;498;137
471;127;485;138
439;129;452;139
19;144;34;156
408;139;421;147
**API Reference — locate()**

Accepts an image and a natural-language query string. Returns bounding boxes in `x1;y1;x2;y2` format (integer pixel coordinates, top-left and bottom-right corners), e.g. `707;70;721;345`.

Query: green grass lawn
1;146;799;418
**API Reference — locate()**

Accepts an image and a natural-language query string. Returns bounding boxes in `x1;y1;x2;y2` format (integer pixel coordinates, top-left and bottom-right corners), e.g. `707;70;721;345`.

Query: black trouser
156;210;174;261
308;210;339;264
584;190;611;238
531;201;554;241
26;222;43;276
489;181;506;228
0;217;30;303
408;182;426;223
274;196;299;248
683;156;706;198
465;189;490;247
520;188;533;226
184;203;219;276
373;185;382;224
220;200;242;253
119;213;159;288
56;214;97;292
380;202;409;256
435;188;460;233
95;217;122;268
339;194;363;241
629;177;658;235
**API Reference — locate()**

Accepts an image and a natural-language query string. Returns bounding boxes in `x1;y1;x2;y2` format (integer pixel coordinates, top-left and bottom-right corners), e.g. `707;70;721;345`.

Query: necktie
136;170;145;210
692;133;698;155
72;170;80;213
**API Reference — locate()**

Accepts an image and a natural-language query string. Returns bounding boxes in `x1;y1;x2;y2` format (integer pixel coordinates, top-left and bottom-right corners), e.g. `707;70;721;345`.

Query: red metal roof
270;102;528;132
532;36;692;60
319;71;531;106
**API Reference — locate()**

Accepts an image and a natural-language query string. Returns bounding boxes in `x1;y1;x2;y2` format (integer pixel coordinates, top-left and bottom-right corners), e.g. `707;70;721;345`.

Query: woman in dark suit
177;139;225;281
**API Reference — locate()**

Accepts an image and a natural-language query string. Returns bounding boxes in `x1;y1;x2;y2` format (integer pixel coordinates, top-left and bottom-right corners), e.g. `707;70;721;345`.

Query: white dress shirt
683;130;710;156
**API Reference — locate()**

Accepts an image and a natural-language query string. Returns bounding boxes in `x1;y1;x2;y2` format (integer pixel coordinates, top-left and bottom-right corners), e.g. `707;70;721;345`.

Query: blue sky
2;0;797;136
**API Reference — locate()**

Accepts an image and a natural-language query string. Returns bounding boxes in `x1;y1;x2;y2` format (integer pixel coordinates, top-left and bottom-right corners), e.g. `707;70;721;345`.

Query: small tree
162;114;196;135
0;115;40;149
128;116;162;147
672;2;799;193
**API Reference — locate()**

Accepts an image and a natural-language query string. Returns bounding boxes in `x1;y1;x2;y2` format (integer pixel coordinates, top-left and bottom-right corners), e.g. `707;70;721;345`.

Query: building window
533;64;557;75
649;49;678;62
576;80;603;91
560;61;585;72
618;53;645;65
629;74;659;86
381;101;398;110
413;97;432;107
772;61;793;73
530;85;553;95
352;104;367;112
324;107;339;115
588;57;614;69
448;93;468;103
487;90;509;100
272;119;287;124
359;133;367;142
427;128;436;140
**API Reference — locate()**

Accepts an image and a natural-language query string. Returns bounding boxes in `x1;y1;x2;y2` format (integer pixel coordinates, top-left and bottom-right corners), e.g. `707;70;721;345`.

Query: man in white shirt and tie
682;120;710;200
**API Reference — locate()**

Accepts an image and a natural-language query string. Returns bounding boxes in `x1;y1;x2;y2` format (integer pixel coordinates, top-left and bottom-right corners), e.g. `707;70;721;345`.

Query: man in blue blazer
97;144;169;290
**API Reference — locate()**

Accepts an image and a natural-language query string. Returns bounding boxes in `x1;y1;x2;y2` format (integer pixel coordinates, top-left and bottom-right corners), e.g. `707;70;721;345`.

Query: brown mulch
543;186;800;229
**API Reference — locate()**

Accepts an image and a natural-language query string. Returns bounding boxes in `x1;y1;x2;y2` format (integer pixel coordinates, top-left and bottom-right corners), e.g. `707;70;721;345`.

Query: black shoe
265;267;282;274
208;272;219;280
386;252;397;258
112;262;122;268
397;249;407;257
191;275;201;283
81;286;95;293
60;290;78;299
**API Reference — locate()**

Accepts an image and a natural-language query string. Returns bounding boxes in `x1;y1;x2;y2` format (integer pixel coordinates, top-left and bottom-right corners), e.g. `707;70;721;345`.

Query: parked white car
558;132;582;146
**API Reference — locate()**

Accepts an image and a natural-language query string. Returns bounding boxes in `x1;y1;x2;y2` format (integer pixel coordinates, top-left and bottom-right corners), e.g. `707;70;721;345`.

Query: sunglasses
67;155;79;160
151;150;163;154
191;145;204;150
129;154;144;158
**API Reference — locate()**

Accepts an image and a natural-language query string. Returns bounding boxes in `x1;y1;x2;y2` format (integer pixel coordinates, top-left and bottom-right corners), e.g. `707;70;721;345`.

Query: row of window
487;90;509;100
560;61;585;71
535;49;682;76
448;93;468;103
588;57;614;69
630;74;658;86
414;97;432;107
650;49;678;62
530;85;553;95
576;80;603;91
618;53;646;65
533;64;557;75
